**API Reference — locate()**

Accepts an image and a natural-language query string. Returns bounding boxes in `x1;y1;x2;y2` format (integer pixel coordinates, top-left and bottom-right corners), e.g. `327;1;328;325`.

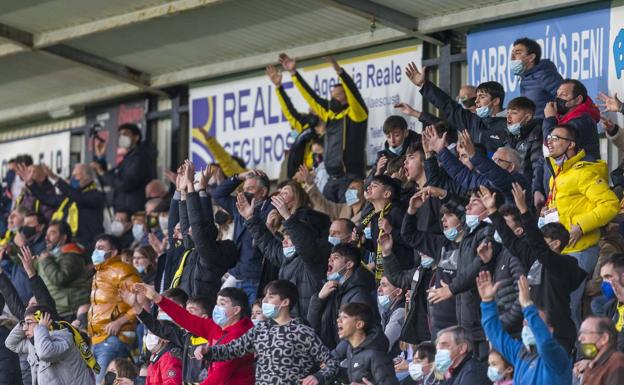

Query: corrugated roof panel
371;0;515;18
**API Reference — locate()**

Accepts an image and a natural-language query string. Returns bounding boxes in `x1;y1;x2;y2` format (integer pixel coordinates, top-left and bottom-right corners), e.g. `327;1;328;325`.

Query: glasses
21;320;37;328
546;134;573;143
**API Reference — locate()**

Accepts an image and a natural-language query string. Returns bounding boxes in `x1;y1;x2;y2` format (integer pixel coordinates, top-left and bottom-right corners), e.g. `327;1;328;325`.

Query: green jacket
38;243;92;318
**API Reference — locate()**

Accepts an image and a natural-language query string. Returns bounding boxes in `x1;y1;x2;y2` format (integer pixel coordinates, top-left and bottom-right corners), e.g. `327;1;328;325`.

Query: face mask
601;281;615;300
136;265;146;274
157;312;173;322
21;226;36;239
522;325;536;350
132;224;145;241
104;371;117;385
537;216;546;229
493;230;502;244
507;122;522;136
363;227;372;240
212;305;229;327
388;143;404;155
144;332;161;352
458;97;476;110
328;236;341;246
345;188;359;206
434;348;453;373
465;214;480;232
243;192;255;204
554;153;567;166
510;59;525;76
487;366;505;382
579;342;599;359
556;97;571;115
214;211;230;226
110;220;125;237
158;216;168;232
443;226;460;241
283;246;296;258
378;294;391;310
50;245;61;255
327;265;347;282
476;105;491;118
261;302;280;319
252;318;261;327
70;177;81;189
329;98;344;113
421;255;435;268
118;134;132;149
408;362;424;381
312;153;323;168
91;249;107;265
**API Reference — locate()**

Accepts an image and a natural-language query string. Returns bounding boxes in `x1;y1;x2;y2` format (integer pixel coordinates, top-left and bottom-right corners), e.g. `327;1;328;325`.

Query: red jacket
146;349;183;385
158;296;254;385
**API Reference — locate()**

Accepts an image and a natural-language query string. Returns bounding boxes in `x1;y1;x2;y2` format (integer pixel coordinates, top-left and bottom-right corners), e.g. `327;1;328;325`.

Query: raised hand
324;56;341;73
235;192;255;220
194;344;209;361
394;102;421;118
518;275;533;308
184;160;195;191
459;130;475;157
479;185;497;214
42;164;58;181
38;312;52;327
601;116;618;136
278;53;297;74
597;92;623;113
427;280;452;303
375;155;389;176
424;125;447;153
148;232;165;255
119;285;141;311
164;168;177;185
18;246;37;278
271;195;292;220
298;164;315;186
477;241;494;263
476;271;500;302
407;190;428;214
511;182;528;214
318;280;339;299
379;233;393;256
265;64;282;87
405;62;426;87
15;163;34;185
133;283;161;303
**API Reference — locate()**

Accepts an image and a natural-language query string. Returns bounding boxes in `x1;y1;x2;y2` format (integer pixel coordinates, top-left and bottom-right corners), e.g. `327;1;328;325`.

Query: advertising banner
0;131;71;178
190;46;422;179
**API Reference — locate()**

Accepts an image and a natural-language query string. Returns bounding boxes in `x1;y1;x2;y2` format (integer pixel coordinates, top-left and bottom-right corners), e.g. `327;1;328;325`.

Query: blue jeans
93;335;131;384
568;246;599;329
235;279;259;305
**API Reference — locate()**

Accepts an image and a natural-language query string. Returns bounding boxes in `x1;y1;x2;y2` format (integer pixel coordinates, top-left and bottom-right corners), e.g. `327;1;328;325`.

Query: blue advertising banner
467;3;610;102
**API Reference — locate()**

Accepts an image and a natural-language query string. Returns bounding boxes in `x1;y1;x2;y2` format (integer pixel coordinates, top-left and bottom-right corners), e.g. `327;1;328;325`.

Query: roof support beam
33;0;228;47
324;0;444;46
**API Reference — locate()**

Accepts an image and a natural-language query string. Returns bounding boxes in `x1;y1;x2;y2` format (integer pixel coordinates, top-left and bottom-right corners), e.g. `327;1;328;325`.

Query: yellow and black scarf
359;202;392;283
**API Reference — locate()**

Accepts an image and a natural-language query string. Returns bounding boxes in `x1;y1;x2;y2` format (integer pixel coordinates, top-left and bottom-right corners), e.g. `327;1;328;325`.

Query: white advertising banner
0;131;71;178
190;46;422;178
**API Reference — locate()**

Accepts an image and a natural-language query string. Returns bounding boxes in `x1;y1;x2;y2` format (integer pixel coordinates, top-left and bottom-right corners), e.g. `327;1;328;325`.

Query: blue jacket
519;59;563;119
481;301;572;385
212;176;273;280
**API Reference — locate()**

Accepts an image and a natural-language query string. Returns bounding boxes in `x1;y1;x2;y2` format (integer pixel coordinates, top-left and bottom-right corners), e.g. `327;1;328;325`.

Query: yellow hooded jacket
547;149;619;253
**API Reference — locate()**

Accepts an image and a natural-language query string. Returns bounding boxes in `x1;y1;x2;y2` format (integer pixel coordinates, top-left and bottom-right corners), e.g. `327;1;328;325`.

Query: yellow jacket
547;150;619;253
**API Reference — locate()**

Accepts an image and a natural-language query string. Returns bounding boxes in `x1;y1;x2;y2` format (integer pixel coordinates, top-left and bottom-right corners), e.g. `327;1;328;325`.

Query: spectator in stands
32;164;105;249
0;294;21;385
132;246;157;285
377;275;405;356
511;37;563;119
33;221;91;320
543;124;619;328
543;80;601;159
111;211;134;249
5;305;96;385
434;325;489;385
308;244;376;349
202;280;339;385
599;254;624;351
457;85;478;113
367;115;420;185
487;350;514;385
405;63;508;154
103;357;140;385
14;212;46;255
14;163;57;222
92;123;156;213
88;234;141;384
404;341;439;385
143;331;183;385
280;53;368;202
145;179;169;200
575;316;624;385
213;168;272;303
478;272;572;385
334;302;399;385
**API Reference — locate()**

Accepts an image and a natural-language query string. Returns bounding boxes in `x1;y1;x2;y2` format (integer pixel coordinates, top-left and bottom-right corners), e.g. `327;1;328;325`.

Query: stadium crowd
2;37;624;385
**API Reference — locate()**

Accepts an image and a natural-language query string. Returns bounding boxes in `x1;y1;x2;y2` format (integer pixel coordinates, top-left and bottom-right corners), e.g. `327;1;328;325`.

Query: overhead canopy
0;0;596;128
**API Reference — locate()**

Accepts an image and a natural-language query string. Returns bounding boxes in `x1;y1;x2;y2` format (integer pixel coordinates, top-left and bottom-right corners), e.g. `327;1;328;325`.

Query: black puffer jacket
332;326;399;385
492;249;525;334
508;118;544;194
307;266;377;350
365;130;421;185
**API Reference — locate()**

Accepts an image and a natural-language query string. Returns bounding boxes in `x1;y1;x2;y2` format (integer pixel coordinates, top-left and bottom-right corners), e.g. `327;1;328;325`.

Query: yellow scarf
51;183;97;236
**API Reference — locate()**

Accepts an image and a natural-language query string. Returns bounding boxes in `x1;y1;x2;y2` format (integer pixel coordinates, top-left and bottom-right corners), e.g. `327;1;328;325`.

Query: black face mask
243;192;255;204
21;226;36;239
556;97;571;115
214;211;231;226
329;98;345;113
312;153;324;168
104;371;117;385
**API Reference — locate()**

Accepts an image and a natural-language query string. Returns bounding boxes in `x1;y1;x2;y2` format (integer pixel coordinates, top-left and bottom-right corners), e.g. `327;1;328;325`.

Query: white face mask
408;362;424;381
110;220;125;236
144;332;161;352
118;134;132;149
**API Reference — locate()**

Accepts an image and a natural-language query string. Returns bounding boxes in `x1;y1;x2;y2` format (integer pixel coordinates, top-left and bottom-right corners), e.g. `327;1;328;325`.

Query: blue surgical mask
345;188;359;206
212;305;229;327
252;319;261;327
378;294;391;310
70;177;81;189
327;265;347;282
487;366;504;382
434;349;453;373
537;216;546;229
443;226;460;241
521;325;536;350
283;246;296;258
363;227;372;239
388;143;404;155
421;255;435;268
132;224;144;241
327;236;341;246
50;246;61;255
493;230;502;244
157;312;173;322
510;59;525;75
91;249;107;265
261;302;280;319
476;105;491;118
136;265;146;274
465;214;480;232
601;281;615;300
507;122;522;136
408;362;424;381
